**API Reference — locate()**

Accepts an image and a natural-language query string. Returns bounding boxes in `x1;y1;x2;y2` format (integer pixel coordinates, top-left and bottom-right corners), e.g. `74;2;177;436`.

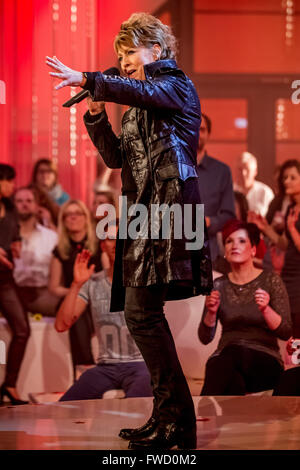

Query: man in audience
55;223;152;401
235;151;274;217
91;182;117;223
31;158;70;206
196;113;236;268
13;187;60;316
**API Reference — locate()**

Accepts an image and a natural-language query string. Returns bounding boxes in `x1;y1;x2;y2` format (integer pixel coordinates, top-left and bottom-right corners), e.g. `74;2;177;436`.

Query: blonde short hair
114;12;177;60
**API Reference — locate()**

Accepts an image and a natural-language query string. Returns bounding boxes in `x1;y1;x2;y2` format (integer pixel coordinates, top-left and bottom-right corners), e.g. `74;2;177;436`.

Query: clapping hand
247;211;268;232
37;206;54;229
255;288;270;312
286;336;297;356
287;207;300;232
205;290;221;315
10;241;21;259
46;56;84;90
73;249;95;286
0;247;13;270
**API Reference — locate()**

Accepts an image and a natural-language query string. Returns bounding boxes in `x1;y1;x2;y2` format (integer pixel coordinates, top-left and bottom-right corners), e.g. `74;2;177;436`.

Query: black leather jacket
84;59;213;310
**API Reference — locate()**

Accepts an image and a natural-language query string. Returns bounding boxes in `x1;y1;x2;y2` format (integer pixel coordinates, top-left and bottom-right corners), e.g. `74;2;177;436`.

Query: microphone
62;89;89;107
62;67;120;107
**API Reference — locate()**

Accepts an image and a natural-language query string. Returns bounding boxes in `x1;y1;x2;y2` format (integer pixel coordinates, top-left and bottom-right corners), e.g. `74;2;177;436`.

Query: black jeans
273;367;300;396
124;285;195;426
201;344;283;396
0;280;30;387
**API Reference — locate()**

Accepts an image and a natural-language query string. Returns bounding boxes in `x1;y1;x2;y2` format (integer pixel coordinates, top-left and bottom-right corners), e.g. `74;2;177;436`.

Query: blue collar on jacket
144;59;178;79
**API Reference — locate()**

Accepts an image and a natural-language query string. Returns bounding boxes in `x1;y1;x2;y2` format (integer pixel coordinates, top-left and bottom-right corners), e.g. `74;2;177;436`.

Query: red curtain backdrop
0;0;100;206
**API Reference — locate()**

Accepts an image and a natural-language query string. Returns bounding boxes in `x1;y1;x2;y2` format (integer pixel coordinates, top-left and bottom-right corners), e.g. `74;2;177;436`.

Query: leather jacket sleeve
83;109;122;169
84;71;192;112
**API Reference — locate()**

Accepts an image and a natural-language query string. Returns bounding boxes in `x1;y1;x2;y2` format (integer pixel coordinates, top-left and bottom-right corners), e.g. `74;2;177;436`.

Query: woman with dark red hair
198;219;292;395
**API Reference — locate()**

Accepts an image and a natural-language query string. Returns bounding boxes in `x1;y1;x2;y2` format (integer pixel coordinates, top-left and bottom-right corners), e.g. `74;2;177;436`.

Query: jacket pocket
156;162;197;181
156;163;180;180
149;130;177;158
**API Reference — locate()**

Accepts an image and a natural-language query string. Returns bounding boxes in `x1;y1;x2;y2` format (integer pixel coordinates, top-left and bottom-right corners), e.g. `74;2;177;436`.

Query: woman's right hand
287;206;300;233
205;290;221;315
37;206;55;229
269;244;285;274
286;336;300;356
0;247;13;270
46;56;84;90
86;96;105;115
247;211;269;233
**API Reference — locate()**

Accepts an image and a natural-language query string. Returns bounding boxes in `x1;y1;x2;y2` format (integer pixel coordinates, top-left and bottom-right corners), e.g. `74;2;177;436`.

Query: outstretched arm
46;56;192;112
46;57;122;169
248;211;289;250
55;250;95;332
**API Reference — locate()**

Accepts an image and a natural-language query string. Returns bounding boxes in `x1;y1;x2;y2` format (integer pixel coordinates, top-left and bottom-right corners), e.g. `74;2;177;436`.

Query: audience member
91;183;118;270
92;182;117;223
28;184;59;229
0;164;29;405
214;191;266;274
235;151;274;217
56;224;152;401
32;158;70;206
13;187;60;316
198;219;292;395
262;160;294;273
250;160;300;337
49;199;101;379
266;160;293;233
196;113;235;267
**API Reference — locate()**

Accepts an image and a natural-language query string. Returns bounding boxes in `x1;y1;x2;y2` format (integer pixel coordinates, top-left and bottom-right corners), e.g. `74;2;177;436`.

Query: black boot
119;415;158;440
128;422;197;450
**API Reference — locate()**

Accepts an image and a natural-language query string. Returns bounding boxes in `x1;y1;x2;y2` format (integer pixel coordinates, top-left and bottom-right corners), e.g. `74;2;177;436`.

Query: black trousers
0;280;30;387
273;367;300;396
124;285;195;426
201;344;283;396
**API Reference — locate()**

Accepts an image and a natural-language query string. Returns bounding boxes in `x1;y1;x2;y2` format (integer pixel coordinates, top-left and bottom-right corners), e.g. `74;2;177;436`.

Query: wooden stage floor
0;395;300;450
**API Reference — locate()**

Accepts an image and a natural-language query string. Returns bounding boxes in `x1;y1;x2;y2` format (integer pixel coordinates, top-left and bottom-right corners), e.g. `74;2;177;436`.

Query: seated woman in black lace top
198;219;292;395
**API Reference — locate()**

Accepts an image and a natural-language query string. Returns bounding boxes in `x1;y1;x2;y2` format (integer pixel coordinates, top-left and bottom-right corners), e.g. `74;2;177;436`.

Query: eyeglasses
64;211;85;219
37;169;55;174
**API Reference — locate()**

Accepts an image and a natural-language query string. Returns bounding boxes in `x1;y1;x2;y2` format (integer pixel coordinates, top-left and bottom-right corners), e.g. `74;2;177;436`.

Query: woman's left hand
46;56;84;90
255;288;270;312
0;247;13;269
287;207;300;232
247;211;268;232
11;240;21;259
